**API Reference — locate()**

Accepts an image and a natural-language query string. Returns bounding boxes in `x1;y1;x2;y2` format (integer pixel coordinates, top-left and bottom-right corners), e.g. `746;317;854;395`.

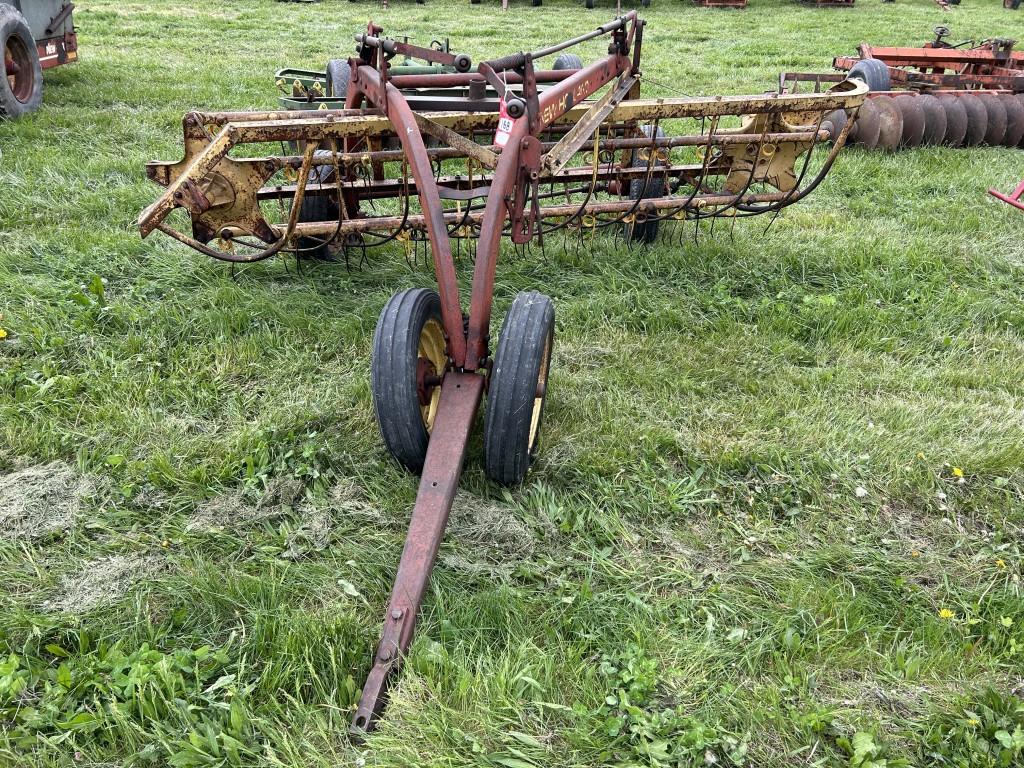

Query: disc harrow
138;14;866;735
782;29;1024;152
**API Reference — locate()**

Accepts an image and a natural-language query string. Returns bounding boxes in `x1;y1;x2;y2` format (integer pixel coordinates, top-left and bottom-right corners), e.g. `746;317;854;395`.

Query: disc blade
937;95;968;147
1000;94;1024;147
959;94;987;147
918;94;947;146
894;95;926;148
872;95;903;152
824;109;848;142
980;94;1007;146
854;98;881;150
1019;95;1024;148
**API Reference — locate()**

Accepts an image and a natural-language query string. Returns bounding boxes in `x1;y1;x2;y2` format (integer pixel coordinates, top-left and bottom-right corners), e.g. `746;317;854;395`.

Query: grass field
2;0;1024;765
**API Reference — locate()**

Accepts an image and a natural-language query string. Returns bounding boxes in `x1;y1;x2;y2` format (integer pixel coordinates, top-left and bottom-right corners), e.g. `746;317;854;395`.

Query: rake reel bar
138;15;866;734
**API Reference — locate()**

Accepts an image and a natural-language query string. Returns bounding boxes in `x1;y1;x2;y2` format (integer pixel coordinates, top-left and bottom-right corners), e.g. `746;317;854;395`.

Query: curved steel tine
762;208;783;236
355;237;364;270
342;239;352;272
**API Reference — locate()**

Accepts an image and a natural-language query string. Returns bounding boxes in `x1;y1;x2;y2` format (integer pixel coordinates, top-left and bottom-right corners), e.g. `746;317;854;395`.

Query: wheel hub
4;36;34;104
416;357;440;407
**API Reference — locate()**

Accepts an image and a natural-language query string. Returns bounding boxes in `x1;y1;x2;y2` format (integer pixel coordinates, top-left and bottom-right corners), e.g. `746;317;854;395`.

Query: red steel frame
834;41;1024;92
990;179;1024;211
346;14;638;732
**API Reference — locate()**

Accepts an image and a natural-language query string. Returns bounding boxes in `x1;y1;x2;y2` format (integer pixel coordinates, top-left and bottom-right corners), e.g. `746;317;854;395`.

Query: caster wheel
624;125;666;244
372;288;448;474
484;291;555;486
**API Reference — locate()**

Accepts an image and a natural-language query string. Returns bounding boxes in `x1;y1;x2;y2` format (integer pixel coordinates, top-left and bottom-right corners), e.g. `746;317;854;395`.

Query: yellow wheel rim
418;318;447;432
528;330;552;450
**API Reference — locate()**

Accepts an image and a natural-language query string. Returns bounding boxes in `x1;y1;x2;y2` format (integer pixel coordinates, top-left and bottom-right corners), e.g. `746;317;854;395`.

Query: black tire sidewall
553;54;582;71
0;6;44;119
484;291;555;485
326;59;351;100
372;289;444;474
296;151;339;258
625;125;666;244
847;59;891;94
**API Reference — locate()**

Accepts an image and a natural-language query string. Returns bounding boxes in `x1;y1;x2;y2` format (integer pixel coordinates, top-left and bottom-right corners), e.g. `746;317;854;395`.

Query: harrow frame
138;14;866;734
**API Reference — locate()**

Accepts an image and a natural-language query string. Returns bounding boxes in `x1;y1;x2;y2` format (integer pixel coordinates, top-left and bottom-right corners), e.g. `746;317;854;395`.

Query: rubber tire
326;59;351;99
532;0;543;5
553;53;583;71
625;125;666;244
847;59;891;93
484;291;555;486
585;0;595;8
0;5;43;119
372;289;445;474
295;150;340;259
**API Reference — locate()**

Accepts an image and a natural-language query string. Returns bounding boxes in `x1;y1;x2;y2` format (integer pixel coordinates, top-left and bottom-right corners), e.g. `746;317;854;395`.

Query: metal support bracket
413;113;499;169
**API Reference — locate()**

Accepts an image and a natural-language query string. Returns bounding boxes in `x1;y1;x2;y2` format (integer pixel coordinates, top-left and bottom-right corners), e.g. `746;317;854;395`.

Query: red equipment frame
990;179;1024;210
834;39;1024;92
347;17;638;730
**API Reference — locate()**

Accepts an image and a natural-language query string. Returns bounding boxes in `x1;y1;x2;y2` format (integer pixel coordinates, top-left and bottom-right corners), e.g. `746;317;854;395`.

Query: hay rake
138;13;866;733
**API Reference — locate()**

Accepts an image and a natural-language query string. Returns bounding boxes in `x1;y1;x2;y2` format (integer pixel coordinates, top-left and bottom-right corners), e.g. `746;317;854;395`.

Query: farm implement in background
138;13;866;734
692;0;854;8
782;28;1024;151
1;0;78;118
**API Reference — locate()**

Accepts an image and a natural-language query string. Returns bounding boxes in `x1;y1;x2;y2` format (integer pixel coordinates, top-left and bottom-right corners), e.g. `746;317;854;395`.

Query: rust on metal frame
137;14;867;735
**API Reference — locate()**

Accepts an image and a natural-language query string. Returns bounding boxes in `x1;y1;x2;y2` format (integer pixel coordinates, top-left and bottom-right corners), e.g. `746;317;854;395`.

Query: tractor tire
847;58;891;93
484;291;555;486
372;289;448;474
553;53;583;70
625;125;666;244
326;59;351;100
0;5;43;119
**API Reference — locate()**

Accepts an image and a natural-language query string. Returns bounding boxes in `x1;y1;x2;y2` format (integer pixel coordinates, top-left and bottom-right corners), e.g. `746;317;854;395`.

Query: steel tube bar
350;372;485;733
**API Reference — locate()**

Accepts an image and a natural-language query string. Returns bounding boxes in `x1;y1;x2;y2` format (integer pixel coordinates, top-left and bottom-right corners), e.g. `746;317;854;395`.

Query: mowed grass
2;0;1024;765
